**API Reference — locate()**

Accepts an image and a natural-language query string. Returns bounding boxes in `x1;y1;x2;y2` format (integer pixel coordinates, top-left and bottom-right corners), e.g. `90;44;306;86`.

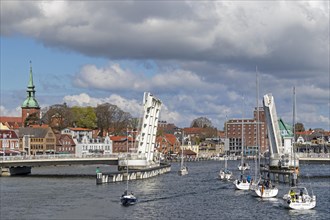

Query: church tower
21;61;40;126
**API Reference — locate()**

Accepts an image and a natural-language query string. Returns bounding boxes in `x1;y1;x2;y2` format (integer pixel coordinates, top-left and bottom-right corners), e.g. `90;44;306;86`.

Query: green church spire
28;60;34;89
22;61;40;108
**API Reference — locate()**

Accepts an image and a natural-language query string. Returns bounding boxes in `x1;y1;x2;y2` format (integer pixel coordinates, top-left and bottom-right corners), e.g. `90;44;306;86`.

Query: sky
0;1;329;130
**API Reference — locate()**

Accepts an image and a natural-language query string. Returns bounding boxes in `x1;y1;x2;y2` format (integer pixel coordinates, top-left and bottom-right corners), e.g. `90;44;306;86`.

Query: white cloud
1;1;329;129
73;63;147;91
0;105;21;117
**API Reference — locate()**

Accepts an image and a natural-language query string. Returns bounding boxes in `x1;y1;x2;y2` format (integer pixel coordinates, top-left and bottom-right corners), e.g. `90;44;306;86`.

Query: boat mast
241;97;245;175
293;87;296;167
292;87;297;186
255;67;260;180
126;128;129;191
181;130;184;168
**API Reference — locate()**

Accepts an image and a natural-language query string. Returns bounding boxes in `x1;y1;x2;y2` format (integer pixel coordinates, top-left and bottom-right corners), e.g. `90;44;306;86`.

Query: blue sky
1;1;329;130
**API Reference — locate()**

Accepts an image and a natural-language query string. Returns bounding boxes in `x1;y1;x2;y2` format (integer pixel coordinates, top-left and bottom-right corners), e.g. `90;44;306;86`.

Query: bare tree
41;103;73;131
95;103;132;135
190;117;213;128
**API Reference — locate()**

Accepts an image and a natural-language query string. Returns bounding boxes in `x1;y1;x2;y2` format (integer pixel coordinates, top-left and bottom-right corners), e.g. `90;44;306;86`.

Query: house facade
55;134;76;154
0;128;20;156
74;135;112;157
18;127;56;155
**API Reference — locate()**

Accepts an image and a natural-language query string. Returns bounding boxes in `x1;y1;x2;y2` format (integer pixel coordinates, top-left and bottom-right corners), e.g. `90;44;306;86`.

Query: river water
1;160;329;220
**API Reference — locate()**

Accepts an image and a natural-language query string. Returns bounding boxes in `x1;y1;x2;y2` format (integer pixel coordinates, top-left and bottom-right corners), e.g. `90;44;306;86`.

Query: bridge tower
263;93;298;169
118;92;162;170
137;92;162;163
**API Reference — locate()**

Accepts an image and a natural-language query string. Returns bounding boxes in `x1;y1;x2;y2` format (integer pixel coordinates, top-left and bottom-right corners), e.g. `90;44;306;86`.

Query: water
1;160;329;220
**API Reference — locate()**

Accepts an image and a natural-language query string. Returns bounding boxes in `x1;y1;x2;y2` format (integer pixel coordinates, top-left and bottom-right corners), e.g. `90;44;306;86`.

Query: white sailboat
238;162;250;171
219;155;232;180
252;70;278;198
282;87;316;209
234;102;252;190
120;129;137;206
178;131;188;176
282;186;316;210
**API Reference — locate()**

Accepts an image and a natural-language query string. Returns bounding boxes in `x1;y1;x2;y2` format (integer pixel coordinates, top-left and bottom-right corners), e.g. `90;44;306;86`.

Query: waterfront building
21;62;41;127
18;126;56;155
225;107;267;155
61;127;93;140
156;133;181;156
0;127;20;156
110;135;137;153
74;135;112;157
55;134;76;155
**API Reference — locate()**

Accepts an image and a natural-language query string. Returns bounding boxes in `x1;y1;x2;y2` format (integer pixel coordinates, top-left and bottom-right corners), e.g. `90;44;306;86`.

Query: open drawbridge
263;93;299;169
118;92;162;170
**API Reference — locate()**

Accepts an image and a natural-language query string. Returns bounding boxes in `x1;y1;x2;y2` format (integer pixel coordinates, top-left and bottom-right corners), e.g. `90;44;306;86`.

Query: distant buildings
225;107;267;155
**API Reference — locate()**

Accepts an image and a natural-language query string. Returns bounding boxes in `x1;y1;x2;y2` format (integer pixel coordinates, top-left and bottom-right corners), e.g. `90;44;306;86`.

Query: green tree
295;122;305;132
71;106;97;128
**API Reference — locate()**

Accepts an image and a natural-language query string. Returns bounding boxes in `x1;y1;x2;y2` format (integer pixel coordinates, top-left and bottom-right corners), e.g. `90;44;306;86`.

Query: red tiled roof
110;136;133;142
0;116;22;123
68;127;92;131
296;130;314;135
164;134;178;145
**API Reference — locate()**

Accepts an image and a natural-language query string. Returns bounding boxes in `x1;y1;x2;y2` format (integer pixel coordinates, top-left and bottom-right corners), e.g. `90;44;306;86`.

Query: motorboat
282;187;316;210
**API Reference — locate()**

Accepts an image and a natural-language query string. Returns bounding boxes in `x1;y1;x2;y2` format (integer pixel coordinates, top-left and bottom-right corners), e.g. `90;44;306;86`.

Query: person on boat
261;184;265;196
265;180;270;188
290;189;296;202
122;190;128;196
96;167;100;174
300;189;304;202
247;175;251;183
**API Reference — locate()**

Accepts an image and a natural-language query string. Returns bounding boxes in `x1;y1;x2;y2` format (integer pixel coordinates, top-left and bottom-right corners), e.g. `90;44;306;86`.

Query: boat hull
219;170;232;180
282;187;316;210
178;167;188;176
233;179;250;190
254;186;278;198
121;194;137;206
282;197;316;210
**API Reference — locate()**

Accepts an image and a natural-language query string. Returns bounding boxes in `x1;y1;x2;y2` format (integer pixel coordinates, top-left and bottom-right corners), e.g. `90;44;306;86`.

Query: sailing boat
252;70;278;198
234;102;251;190
178;131;188;176
120;129;137;206
282;87;316;209
219;155;232;180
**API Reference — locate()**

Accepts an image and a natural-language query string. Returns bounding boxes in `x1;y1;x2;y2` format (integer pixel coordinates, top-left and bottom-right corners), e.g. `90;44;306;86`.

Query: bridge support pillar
0;166;31;176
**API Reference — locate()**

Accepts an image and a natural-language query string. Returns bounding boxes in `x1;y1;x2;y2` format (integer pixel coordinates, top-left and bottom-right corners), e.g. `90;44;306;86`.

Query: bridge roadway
0;154;119;168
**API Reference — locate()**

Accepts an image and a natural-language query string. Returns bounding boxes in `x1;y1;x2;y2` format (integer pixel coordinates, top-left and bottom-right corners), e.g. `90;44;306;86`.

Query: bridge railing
118;153;147;161
1;154;119;161
297;153;330;158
